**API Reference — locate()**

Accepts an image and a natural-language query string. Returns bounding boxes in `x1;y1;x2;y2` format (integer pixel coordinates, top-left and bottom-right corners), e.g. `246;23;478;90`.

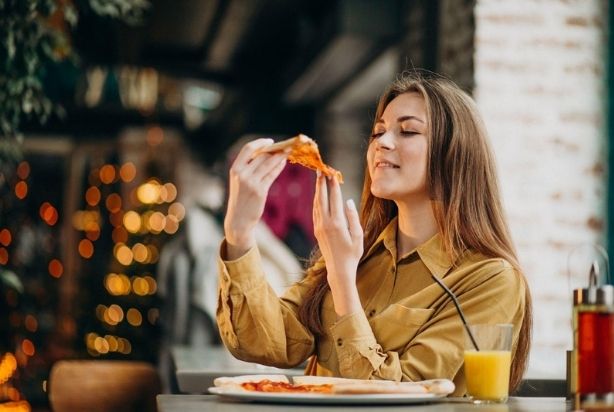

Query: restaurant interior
0;0;612;411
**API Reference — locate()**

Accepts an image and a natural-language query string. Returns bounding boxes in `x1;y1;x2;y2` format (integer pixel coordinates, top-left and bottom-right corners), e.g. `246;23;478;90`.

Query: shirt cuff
218;238;267;293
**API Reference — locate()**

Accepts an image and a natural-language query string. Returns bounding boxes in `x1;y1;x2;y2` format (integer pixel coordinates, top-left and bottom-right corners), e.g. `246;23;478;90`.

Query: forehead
381;92;426;121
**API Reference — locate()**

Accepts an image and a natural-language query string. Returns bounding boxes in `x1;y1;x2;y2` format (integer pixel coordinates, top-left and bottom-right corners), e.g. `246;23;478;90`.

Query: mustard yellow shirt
216;218;526;396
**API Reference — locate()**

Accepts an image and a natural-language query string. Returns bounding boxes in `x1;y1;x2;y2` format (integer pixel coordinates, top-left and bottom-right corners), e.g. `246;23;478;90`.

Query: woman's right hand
224;138;288;260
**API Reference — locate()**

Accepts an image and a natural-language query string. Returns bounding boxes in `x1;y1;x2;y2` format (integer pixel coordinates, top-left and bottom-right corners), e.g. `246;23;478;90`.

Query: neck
395;197;438;257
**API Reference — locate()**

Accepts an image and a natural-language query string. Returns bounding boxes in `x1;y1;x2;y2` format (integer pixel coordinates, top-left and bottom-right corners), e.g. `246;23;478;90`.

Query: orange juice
464;350;511;402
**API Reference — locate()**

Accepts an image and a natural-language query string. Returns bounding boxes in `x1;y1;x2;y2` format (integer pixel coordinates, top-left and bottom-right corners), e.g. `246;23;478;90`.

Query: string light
119;162;136;183
0;228;12;246
24;315;38;333
136;182;159;204
168;202;186;221
0;247;8;265
123;211;141;233
99;164;116;184
105;193;122;213
16;161;30;180
14;181;28;199
0;353;17;384
21;339;35;357
78;239;94;259
48;259;63;278
126;308;142;326
85;187;101;206
39;202;58;226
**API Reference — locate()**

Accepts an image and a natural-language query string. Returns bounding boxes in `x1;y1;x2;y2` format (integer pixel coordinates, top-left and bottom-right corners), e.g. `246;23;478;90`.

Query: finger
234;138;274;169
243;151;272;174
254;152;287;180
328;174;344;221
316;171;329;218
313;171;321;219
345;199;363;241
260;156;287;187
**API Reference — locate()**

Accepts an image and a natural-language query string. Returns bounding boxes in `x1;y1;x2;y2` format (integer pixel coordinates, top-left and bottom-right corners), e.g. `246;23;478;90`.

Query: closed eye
370;132;384;139
401;131;418;136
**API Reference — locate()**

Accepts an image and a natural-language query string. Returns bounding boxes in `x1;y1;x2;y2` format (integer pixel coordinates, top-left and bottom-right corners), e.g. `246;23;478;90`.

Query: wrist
224;232;256;260
329;285;362;318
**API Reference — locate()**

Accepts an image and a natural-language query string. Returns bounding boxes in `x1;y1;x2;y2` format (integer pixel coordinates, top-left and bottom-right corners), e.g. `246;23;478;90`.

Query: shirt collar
362;216;454;278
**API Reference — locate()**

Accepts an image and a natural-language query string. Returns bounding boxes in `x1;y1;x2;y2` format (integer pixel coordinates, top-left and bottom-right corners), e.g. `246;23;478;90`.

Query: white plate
208;387;446;405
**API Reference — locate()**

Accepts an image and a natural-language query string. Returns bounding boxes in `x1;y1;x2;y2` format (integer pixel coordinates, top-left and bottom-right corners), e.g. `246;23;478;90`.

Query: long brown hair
297;71;532;391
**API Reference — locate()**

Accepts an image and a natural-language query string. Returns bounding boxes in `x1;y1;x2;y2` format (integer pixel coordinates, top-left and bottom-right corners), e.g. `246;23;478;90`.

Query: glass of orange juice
463;323;513;403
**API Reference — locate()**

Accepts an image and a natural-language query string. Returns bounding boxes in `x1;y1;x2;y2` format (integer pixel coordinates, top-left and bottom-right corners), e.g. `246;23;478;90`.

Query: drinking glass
463;323;513;403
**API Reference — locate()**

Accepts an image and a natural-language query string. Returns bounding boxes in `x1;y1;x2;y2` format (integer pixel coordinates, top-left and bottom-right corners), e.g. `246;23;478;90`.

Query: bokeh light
0;247;8;265
123;211;141;233
104;273;131;296
126;308;142;326
39;202;59;226
105;193;122;213
85;186;101;206
78;239;94;259
132;243;148;263
17;161;30;180
0;229;11;246
168;202;186;221
15;181;27;199
148;212;165;233
48;259;63;278
24;315;38;333
105;304;124;325
0;353;17;384
111;226;128;244
115;244;133;266
164;215;179;234
119;162;137;183
21;339;35;357
132;277;149;296
99;164;116;184
137;181;159;204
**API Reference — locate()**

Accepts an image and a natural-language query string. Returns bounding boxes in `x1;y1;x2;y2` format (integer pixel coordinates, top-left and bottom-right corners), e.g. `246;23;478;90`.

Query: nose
375;130;395;150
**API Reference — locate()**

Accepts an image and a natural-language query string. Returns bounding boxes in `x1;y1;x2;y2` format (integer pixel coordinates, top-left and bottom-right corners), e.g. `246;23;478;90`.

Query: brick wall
474;0;608;376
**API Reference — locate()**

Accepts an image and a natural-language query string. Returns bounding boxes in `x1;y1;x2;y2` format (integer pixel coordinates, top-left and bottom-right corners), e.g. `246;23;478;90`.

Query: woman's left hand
313;172;364;315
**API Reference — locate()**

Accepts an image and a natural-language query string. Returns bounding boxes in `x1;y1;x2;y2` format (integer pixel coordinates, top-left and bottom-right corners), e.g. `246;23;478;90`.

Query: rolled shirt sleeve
216;239;315;368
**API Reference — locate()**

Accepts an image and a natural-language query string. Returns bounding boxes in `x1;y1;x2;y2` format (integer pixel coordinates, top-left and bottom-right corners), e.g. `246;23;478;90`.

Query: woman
216;72;532;395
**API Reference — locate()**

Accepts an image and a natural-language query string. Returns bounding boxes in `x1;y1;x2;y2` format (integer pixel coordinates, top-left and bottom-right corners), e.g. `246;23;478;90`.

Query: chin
370;183;396;201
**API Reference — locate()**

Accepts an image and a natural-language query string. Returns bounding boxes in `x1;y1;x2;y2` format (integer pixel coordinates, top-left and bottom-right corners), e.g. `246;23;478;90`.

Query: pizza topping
253;134;344;183
240;379;333;394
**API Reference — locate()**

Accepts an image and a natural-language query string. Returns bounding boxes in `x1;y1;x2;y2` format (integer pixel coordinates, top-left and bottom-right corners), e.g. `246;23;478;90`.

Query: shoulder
453;251;525;292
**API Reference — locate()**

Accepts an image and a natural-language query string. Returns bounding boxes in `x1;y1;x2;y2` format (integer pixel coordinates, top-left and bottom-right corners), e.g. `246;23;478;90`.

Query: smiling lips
374;160;400;169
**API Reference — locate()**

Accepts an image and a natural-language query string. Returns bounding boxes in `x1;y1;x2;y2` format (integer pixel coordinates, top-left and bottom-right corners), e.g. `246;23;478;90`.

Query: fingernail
316;170;321;178
347;199;356;210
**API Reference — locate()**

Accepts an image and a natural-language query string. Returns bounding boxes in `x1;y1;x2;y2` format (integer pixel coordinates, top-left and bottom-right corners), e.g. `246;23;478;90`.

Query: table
172;345;304;393
157;395;570;412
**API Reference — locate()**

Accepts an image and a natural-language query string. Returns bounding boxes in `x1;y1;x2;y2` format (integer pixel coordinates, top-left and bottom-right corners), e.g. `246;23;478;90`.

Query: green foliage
0;0;150;140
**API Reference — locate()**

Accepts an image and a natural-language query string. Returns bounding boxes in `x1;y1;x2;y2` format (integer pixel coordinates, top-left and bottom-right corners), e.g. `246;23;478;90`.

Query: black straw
430;274;480;351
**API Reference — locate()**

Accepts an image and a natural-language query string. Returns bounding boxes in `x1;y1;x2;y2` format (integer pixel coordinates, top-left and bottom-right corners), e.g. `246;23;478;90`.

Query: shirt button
336;338;343;346
368;309;376;317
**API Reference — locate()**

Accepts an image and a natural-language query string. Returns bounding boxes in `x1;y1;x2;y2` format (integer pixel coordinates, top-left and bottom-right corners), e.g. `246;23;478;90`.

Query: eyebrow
375;115;425;125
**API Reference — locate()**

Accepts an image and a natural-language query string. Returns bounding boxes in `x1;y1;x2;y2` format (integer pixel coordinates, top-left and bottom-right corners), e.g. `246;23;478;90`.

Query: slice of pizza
253;134;344;183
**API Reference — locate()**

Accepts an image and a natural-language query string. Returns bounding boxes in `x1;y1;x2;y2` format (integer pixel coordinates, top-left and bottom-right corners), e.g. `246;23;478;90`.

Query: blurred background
0;0;611;410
